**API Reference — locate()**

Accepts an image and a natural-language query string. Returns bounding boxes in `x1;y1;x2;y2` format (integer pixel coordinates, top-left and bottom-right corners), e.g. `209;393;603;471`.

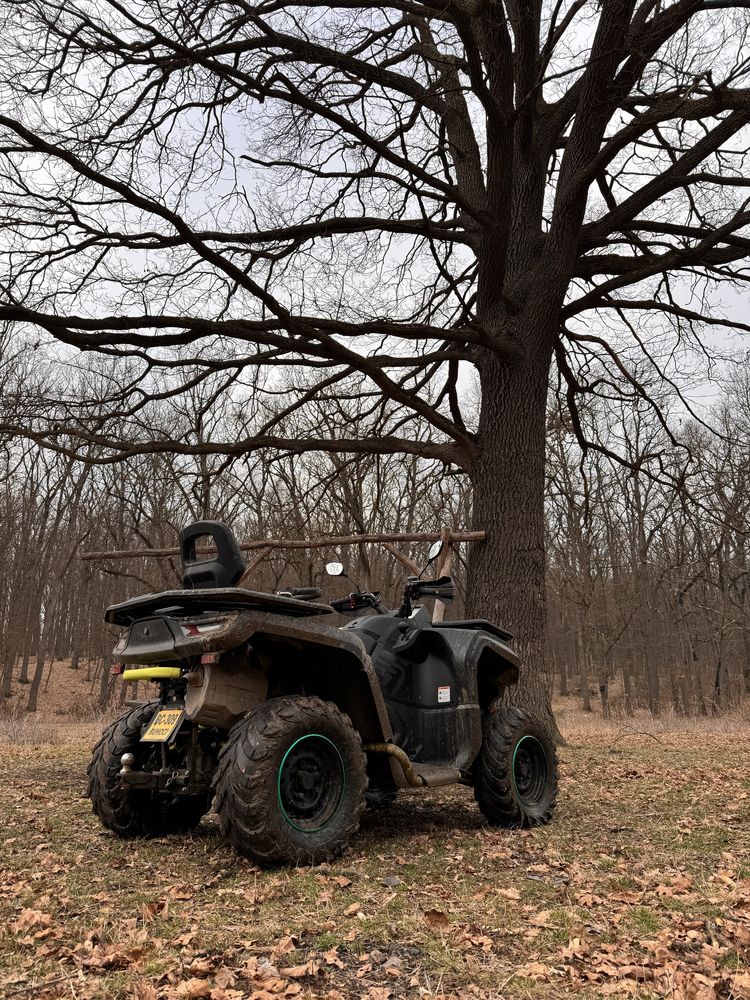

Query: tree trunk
26;655;45;713
668;660;683;715
19;638;32;684
98;654;114;710
598;674;610;720
622;660;635;716
558;653;569;697
743;612;750;695
645;651;661;717
467;345;560;738
1;650;12;699
711;651;727;714
578;630;592;712
679;674;692;716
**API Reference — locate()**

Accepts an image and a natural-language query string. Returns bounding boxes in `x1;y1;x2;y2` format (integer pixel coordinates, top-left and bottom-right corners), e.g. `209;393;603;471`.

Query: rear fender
248;618;393;745
113;609;393;746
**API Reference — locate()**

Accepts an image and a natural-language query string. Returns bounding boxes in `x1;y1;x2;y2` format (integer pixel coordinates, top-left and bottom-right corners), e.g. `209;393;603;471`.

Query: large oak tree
1;0;750;720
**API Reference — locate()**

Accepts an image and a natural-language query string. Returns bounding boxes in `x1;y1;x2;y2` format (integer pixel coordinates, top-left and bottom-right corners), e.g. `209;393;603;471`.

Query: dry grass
1;721;749;999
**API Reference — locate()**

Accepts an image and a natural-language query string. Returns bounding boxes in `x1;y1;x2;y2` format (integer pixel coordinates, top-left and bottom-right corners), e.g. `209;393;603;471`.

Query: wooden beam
432;526;454;624
236;546;273;588
80;530;486;563
382;542;422;576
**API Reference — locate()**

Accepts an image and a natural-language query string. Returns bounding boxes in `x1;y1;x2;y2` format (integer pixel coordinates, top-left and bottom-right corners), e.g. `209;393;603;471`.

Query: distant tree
1;1;750;725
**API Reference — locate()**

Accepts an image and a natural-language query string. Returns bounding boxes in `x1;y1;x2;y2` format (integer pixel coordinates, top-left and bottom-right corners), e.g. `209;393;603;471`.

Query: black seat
179;521;246;589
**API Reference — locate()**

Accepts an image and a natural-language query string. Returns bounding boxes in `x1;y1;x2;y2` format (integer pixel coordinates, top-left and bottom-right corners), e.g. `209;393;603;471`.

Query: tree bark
558;653;569;697
645;651;661;717
578;630;592;713
1;650;12;699
19;635;32;684
467;344;560;738
622;660;635;717
98;655;114;710
598;675;610;720
26;655;45;713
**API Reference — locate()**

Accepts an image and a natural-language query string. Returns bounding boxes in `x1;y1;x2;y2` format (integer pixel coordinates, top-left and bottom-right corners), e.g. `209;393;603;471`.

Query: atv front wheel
474;706;557;827
213;695;366;866
87;702;211;838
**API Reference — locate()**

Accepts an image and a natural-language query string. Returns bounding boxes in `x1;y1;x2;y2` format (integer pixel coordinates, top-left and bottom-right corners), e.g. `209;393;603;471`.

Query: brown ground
1;686;749;1000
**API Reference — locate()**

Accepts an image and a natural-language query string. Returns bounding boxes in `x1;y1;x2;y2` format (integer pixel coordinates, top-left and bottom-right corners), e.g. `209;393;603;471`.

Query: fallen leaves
11;907;53;934
2;729;749;1000
519;908;750;1000
423;907;451;930
172;977;212;999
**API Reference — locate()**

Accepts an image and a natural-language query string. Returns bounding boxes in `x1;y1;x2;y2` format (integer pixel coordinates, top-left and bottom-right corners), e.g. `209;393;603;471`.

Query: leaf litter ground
1;725;748;1000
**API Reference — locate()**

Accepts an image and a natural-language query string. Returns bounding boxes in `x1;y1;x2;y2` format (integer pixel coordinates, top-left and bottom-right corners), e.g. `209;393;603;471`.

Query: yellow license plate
140;708;185;743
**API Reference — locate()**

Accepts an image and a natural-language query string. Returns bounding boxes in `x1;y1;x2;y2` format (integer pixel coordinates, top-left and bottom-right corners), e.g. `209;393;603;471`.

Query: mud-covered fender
225;612;394;745
474;635;520;701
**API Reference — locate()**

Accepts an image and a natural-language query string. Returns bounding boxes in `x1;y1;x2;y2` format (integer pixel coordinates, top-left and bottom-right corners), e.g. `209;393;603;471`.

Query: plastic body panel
342;608;518;773
110;604;396;748
432;618;514;643
107;584;520;786
106;588;334;627
185;662;267;728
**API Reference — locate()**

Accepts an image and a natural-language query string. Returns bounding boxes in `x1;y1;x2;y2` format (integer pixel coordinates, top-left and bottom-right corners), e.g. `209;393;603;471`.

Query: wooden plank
80;530;486;563
236;546;273;588
432;526;454;623
382;542;422;576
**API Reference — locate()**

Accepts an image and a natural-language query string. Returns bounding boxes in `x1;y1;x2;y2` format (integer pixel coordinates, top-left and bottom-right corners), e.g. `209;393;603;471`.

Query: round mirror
427;539;443;563
325;561;345;576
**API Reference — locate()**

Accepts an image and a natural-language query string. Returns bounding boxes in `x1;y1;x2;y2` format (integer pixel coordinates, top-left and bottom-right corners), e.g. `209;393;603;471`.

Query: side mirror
326;561;345;577
427;539;443;563
418;537;444;578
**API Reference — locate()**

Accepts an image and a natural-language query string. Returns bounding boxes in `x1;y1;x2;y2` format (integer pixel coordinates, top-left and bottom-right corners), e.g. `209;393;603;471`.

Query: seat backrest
179;521;246;590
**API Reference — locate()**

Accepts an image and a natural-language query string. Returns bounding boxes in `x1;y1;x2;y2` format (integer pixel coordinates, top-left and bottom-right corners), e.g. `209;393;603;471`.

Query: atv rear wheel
213;695;366;866
87;702;211;838
473;706;557;827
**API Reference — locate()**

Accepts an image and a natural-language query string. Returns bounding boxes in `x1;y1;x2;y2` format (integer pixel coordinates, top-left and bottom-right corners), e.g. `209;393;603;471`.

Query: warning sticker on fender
437;686;451;704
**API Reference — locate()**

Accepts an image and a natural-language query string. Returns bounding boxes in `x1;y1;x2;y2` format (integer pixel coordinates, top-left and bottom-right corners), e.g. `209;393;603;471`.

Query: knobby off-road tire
474;706;558;827
213;695;367;866
87;702;211;838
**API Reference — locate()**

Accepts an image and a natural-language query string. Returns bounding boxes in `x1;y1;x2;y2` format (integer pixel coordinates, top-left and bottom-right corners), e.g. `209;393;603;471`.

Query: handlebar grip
330;594;361;613
414;576;456;602
291;587;323;601
330;591;381;613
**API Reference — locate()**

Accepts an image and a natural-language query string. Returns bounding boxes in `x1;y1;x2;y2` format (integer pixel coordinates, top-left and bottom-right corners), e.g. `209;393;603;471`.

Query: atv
87;521;558;866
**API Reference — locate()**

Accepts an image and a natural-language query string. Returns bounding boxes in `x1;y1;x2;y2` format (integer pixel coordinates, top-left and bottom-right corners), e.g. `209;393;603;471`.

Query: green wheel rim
512;735;548;807
277;733;345;833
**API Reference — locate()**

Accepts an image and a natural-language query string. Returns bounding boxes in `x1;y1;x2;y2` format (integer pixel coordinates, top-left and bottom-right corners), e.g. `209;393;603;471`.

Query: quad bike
87;521;558;866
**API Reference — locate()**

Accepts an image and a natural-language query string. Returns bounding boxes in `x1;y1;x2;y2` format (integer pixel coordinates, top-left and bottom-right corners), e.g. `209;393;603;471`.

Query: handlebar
330;591;383;614
331;575;456;619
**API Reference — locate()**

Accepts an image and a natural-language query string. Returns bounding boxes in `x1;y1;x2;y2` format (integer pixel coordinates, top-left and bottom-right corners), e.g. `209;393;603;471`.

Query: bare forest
1;366;749;720
1;1;750;731
2;5;750;1000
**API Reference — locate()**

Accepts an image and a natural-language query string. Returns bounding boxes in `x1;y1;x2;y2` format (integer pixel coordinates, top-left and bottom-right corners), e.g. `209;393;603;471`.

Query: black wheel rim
277;734;345;832
512;735;548;807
